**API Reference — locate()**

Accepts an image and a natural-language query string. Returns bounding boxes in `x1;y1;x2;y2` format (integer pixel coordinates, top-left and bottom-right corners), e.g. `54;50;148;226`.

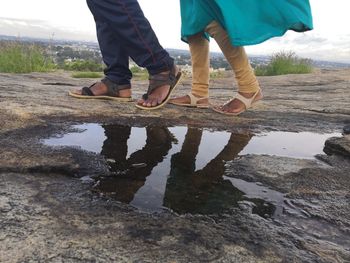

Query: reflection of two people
99;125;271;214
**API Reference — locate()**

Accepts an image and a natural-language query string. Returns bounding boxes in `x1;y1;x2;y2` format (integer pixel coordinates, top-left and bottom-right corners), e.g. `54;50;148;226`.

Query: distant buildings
1;36;349;70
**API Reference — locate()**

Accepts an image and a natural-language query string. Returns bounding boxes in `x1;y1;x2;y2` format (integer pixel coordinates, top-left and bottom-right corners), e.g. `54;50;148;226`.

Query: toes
157;97;163;105
213;105;223;111
72;89;82;95
138;85;170;108
142;100;153;107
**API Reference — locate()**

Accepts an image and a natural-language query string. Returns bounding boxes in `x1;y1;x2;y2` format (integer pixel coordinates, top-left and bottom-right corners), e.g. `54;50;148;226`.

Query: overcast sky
0;0;349;62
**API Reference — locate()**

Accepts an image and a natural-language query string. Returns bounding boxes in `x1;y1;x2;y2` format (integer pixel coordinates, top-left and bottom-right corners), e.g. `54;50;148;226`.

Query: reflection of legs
199;133;252;177
124;127;173;202
170;128;203;172
127;126;173;170
165;131;252;214
117;127;172;202
164;128;204;212
205;21;262;114
101;124;131;170
98;125;134;202
99;126;173;203
169;34;209;107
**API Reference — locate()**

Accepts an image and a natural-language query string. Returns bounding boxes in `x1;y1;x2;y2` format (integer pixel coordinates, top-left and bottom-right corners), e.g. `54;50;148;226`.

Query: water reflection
99;125;173;204
44;124;340;216
95;125;275;216
164;129;252;214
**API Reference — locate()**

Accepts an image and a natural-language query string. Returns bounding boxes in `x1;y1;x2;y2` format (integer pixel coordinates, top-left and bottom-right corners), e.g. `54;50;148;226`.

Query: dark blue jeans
86;0;174;86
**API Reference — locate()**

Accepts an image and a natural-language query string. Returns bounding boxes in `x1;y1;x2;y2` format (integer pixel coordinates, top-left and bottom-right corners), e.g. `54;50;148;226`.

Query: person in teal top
170;0;313;115
180;0;313;46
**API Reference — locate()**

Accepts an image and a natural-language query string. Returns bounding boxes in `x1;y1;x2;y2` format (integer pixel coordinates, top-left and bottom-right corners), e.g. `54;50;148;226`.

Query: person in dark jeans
69;0;182;110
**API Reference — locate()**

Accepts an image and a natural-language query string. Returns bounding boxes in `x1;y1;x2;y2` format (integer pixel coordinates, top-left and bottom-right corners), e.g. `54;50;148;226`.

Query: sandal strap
142;66;177;100
101;78;130;97
187;93;208;106
233;89;260;109
81;86;95;96
81;79;130;97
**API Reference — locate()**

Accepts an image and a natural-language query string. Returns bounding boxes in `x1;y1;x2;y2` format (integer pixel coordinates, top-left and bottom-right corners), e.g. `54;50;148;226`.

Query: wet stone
343;124;350;135
324;136;350;158
43;123;341;217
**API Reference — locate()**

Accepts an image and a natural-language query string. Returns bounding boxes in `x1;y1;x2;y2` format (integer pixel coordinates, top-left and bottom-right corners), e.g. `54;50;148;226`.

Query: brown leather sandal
136;65;182;110
68;78;132;102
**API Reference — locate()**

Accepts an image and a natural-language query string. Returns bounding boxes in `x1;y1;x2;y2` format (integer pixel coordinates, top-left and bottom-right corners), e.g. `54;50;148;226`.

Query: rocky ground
0;69;349;262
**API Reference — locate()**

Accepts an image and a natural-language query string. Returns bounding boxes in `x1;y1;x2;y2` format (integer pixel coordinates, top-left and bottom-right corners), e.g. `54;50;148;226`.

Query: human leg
206;21;262;115
95;21;132;86
69;2;132;99
86;0;180;108
169;33;209;108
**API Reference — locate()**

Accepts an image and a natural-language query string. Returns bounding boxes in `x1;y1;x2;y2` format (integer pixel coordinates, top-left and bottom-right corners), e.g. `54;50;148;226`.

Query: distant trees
53;46;102;65
0;40;313;77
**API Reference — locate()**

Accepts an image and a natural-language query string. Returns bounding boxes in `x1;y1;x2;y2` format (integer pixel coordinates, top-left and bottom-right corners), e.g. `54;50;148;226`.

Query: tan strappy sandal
212;89;262;116
169;93;209;108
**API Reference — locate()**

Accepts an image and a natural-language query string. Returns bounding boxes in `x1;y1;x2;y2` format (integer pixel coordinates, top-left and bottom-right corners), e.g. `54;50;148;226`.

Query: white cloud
0;0;349;62
0;17;96;41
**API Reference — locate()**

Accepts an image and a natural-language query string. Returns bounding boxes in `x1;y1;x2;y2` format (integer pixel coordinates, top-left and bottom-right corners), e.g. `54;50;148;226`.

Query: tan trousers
189;21;260;98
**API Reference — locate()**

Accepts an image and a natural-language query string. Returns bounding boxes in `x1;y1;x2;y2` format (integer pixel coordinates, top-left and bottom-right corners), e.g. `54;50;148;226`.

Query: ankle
191;91;209;98
238;89;260;98
90;81;108;93
119;88;131;97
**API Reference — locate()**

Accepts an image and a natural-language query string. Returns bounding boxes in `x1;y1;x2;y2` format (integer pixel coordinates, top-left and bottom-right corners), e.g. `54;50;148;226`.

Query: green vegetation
53;46;102;65
0;42;55;73
63;59;104;72
210;70;225;79
71;72;103;78
255;51;313;76
130;65;148;80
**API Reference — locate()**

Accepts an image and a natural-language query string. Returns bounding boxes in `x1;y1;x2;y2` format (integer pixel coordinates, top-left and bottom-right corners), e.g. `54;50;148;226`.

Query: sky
0;0;349;63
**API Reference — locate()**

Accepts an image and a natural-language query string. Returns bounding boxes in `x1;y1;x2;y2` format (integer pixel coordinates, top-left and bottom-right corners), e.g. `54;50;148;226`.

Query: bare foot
215;89;263;114
137;84;170;107
137;66;179;108
169;94;209;107
71;82;131;97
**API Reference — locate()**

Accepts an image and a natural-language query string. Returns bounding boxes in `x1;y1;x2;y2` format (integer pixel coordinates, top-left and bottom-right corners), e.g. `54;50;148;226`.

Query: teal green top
180;0;313;46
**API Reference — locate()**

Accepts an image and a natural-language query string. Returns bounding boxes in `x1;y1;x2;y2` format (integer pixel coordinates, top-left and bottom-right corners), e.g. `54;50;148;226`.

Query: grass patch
63;59;104;72
130;66;148;80
210;70;225;79
71;72;103;78
0;41;55;73
255;51;313;76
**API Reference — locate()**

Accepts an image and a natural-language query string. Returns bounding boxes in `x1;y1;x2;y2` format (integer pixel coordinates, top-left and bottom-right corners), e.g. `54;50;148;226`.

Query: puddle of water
44;124;340;216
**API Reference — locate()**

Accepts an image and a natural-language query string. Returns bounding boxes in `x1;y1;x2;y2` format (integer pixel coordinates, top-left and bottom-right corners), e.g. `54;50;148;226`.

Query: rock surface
0;69;350;262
